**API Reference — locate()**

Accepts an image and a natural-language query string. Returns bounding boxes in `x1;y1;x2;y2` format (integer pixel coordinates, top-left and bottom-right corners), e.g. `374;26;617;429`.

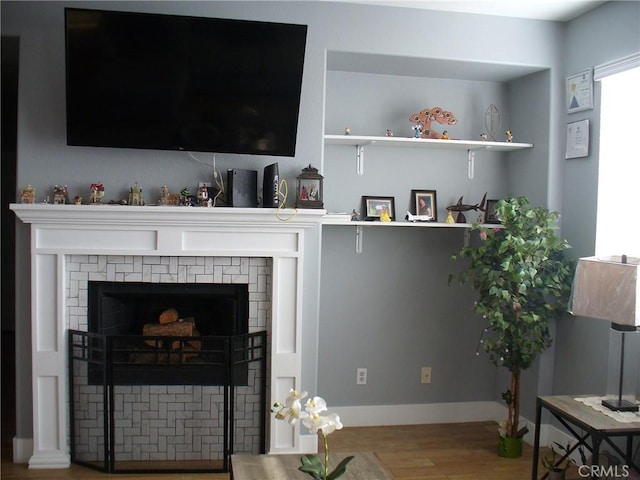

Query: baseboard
331;401;566;449
332;401;506;427
12;436;33;464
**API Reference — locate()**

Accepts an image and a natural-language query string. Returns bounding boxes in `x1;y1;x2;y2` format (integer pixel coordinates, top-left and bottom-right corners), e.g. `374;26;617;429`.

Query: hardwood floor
1;421;562;479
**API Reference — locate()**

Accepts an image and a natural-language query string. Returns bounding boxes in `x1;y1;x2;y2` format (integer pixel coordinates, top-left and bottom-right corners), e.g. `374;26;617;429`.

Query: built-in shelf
323;218;472;228
323;214;502;253
324;134;533;177
324;134;532;151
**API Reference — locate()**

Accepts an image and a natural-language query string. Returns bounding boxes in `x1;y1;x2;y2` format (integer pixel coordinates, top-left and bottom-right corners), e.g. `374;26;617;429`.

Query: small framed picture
565;118;590;159
566;69;593;114
411;190;437;222
485;199;501;224
362;196;395;221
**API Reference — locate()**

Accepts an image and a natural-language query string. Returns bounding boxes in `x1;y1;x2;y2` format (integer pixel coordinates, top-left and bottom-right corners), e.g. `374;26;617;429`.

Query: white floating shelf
324;134;533;152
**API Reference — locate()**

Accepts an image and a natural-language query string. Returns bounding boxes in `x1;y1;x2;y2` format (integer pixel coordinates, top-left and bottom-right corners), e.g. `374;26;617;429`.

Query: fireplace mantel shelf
11;203;326;227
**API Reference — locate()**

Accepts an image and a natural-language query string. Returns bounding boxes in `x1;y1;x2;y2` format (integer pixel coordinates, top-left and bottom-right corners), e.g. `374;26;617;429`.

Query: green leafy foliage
451;196;574;438
298;454;355;480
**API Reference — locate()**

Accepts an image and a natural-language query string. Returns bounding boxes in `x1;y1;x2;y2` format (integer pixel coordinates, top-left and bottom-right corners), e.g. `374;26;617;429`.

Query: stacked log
133;308;202;363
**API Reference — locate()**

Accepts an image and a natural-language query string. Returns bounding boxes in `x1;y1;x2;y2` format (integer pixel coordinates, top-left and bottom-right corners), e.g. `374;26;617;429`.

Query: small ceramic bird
380;207;391;222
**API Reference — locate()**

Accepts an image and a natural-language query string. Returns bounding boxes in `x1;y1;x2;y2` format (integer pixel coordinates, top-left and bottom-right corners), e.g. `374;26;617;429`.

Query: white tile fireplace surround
10;204;325;469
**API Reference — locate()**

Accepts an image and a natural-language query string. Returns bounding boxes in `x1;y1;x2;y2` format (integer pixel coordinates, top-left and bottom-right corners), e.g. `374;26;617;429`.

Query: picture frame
566;69;593;114
362;196;395;221
485;199;501;224
410;190;437;222
565;118;590;159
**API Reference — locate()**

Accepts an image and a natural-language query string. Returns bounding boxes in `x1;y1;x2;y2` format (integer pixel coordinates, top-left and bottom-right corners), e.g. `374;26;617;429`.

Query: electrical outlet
356;368;367;385
421;367;432;384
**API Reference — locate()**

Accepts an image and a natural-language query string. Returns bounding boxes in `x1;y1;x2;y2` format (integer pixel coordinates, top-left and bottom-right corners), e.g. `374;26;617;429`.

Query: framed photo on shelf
485;199;501;224
410;190;437;222
362;196;395;221
566;69;593;114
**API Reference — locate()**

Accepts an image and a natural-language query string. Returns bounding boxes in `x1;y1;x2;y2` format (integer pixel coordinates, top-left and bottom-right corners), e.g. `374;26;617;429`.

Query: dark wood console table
532;395;640;479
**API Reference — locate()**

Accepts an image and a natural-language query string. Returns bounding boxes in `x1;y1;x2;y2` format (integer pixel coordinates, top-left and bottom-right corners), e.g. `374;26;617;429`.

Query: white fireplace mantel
11;203;325;468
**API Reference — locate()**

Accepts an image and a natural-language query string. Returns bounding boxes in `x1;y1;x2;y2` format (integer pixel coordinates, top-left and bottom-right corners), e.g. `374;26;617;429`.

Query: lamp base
602;398;639;412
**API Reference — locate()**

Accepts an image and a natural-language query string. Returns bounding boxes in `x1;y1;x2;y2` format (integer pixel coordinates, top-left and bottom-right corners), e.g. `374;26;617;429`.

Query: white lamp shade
570;256;640;327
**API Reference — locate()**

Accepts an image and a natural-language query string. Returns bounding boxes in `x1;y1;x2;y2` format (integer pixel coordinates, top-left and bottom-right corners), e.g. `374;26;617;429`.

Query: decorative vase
498;435;523;458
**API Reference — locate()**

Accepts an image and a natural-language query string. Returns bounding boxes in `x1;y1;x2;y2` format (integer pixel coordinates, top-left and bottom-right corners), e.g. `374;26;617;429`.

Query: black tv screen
65;8;307;156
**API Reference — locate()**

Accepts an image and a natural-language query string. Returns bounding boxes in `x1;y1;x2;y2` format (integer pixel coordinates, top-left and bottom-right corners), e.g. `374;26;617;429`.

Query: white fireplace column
11;204;324;469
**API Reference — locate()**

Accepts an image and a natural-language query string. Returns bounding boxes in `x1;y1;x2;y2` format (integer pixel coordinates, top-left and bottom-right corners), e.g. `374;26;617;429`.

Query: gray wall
3;0;639;441
555;1;640;396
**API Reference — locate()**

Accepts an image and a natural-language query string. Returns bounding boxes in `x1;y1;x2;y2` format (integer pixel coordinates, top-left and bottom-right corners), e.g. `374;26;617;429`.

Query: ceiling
330;0;607;22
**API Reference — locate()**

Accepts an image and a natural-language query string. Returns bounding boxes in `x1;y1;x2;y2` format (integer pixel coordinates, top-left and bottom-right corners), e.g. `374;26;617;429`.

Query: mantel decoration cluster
450;196;574;457
272;389;353;480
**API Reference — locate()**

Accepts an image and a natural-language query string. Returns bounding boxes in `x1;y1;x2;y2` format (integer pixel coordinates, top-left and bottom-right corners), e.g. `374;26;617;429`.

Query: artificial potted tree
450;196;574;457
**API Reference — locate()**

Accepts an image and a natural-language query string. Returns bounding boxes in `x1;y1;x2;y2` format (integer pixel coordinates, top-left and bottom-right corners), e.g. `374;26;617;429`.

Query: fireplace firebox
87;281;249;386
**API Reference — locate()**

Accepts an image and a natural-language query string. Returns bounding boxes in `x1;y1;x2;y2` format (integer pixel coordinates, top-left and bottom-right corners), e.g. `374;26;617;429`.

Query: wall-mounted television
65;8;307;156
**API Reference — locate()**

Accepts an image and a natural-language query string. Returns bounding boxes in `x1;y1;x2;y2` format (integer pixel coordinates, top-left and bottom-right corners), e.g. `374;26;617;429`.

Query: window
595;65;640;258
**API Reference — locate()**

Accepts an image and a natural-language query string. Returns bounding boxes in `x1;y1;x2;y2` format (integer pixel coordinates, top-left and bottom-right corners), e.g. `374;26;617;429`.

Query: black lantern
296;164;324;209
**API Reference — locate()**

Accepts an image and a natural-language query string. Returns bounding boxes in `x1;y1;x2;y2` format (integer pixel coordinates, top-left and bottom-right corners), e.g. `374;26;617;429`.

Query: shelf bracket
467;149;476;180
355;225;363;254
356;145;365;176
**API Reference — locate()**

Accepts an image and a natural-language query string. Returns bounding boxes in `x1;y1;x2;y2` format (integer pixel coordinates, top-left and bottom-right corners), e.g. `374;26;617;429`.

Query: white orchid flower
273;389;310;425
304;396;328;415
302;411;343;436
319;412;343;435
301;412;325;434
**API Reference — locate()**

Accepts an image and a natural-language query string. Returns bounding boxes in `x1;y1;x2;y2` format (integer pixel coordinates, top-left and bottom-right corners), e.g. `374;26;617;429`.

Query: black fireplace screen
68;329;267;474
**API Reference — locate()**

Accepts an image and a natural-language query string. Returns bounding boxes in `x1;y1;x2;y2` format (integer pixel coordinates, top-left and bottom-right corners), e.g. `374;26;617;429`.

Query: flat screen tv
65;8;307;156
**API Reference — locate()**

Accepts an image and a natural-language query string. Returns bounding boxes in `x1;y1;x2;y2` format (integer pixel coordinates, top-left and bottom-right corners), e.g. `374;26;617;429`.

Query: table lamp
569;255;640;412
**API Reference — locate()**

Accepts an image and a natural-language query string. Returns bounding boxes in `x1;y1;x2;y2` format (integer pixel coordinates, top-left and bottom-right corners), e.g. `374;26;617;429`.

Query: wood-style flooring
1;420;572;479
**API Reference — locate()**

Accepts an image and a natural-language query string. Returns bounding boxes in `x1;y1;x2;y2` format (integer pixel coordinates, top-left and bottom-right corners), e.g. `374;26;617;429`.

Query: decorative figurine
409;106;457;139
20;184;36;204
480;133;488;141
412;123;422;138
445;210;455;224
351;209;360;221
73;195;83;205
344;127;351;135
53;185;68;205
506;130;513;143
485;104;501;141
128;182;144;206
180;187;193;206
385;129;394;137
441;131;450;140
446;193;487;224
379;207;391;223
158;185;170;206
197;184;209;206
89;182;104;205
